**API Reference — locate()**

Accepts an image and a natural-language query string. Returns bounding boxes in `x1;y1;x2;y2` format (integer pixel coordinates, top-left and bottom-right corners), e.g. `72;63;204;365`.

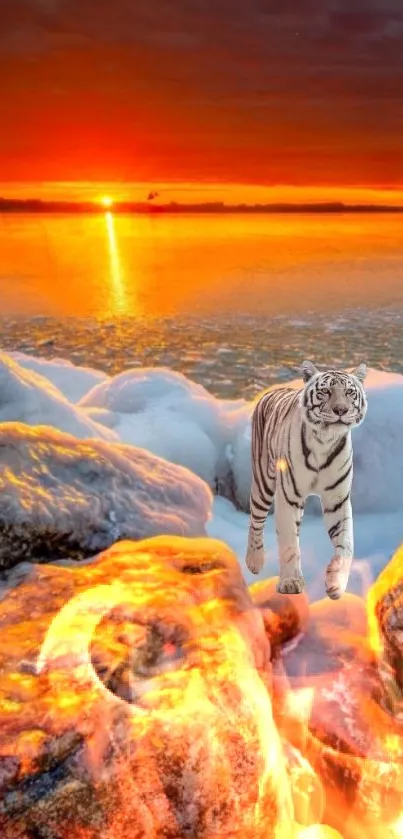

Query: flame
391;814;403;837
295;827;343;838
32;538;294;836
285;688;315;723
367;543;403;656
2;536;403;837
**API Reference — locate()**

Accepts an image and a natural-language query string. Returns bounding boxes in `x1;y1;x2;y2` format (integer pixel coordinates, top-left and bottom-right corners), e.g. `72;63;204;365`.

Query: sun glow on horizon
1;182;403;208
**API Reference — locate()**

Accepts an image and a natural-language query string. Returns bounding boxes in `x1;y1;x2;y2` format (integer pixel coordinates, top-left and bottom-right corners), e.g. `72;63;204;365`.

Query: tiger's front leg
245;472;275;575
274;487;305;594
321;490;354;600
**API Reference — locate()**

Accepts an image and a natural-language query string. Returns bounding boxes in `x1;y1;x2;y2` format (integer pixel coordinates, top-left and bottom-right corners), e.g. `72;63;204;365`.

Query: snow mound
10;351;109;403
0;351;115;442
80;366;237;489
2;352;403;522
0;422;212;571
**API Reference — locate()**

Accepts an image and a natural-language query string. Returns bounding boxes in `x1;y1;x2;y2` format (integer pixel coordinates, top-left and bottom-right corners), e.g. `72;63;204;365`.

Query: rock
0;758;20;797
275;546;403;838
37;339;55;349
0;537;292;838
367;542;403;719
3;535;403;838
0;424;212;571
249;576;310;657
283;593;368;678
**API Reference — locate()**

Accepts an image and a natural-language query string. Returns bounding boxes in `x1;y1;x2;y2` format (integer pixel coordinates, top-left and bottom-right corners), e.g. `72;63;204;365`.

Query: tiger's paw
325;555;352;600
246;548;265;575
276;575;306;595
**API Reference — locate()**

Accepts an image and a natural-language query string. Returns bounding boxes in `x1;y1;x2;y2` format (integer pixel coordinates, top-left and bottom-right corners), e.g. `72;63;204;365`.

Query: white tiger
245;360;367;599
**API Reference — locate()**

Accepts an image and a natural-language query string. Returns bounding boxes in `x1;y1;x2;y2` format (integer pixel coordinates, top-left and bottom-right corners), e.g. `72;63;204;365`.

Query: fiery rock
2;535;403;839
272;554;403;838
367;542;403;720
283;593;368;678
249;576;310;657
0;536;293;838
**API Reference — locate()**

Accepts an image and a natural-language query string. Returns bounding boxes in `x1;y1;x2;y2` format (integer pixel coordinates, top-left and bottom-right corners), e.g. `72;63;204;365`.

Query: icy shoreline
0;348;402;600
1;306;403;399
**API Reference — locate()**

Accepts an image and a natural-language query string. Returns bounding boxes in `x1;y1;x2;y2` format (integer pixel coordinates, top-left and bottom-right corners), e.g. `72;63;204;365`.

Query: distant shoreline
1;198;403;215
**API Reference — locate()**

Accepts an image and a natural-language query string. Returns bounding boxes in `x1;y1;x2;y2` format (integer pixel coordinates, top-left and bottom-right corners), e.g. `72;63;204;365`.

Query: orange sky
1;1;403;202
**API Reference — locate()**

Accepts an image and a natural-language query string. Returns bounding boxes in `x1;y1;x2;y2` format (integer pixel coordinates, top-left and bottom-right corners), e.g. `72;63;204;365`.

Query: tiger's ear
300;360;319;383
351;363;367;383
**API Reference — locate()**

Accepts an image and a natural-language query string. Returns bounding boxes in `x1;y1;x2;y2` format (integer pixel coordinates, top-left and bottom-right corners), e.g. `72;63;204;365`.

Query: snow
9;351;108;403
0;351;402;599
0;422;211;568
208;496;402;601
79;367;237;489
0;351;116;442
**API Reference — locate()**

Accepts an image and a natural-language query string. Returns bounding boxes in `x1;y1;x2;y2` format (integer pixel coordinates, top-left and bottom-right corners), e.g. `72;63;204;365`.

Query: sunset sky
1;0;403;203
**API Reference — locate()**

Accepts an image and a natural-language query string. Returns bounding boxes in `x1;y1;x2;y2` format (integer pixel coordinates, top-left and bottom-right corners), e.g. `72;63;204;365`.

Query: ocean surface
1;211;403;397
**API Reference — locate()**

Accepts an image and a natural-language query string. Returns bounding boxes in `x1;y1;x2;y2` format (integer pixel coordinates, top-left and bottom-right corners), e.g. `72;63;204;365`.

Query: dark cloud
0;0;402;184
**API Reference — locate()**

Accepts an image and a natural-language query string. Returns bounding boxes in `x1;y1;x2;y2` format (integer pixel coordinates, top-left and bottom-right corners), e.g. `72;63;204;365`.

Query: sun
100;195;113;209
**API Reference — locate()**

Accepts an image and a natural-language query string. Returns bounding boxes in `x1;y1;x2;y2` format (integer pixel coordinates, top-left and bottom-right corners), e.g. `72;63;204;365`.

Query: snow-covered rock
10;351;109;403
0;422;212;571
0;351;115;442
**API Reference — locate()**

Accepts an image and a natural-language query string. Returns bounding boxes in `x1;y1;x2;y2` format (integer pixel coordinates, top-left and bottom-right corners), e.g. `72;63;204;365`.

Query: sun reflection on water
105;211;129;315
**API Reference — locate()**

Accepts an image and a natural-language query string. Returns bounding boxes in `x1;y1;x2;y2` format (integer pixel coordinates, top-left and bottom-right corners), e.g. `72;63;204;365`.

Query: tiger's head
300;361;367;431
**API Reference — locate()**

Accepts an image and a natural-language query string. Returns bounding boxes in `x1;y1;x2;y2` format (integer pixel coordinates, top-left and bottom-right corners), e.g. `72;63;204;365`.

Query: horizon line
1;196;403;214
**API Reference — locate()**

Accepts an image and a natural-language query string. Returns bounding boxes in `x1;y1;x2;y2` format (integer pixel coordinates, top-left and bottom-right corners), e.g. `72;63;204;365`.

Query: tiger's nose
333;405;348;416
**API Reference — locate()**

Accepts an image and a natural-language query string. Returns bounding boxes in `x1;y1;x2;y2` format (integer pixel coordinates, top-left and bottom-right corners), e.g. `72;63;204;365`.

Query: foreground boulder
0;536;292;839
271;556;403;839
0;423;212;571
367;542;403;721
2;533;403;839
249;576;310;659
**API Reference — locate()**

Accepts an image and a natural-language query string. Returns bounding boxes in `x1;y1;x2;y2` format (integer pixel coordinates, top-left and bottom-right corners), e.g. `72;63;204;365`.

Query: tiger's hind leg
245;403;276;575
274;487;305;594
246;472;275;575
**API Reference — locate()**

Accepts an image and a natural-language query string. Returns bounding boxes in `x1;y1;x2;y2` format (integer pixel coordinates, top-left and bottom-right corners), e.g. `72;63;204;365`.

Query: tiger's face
300;360;367;431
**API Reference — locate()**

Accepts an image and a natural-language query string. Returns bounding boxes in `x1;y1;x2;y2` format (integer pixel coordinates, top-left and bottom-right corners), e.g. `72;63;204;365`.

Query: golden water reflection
0;213;402;318
105;212;129;316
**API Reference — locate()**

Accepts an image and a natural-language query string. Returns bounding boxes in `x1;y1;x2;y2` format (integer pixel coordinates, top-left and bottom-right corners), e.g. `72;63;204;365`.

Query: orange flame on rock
30;537;294;837
2;537;403;838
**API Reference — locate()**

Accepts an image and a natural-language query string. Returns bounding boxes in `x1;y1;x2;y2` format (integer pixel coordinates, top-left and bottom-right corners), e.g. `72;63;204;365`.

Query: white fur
246;363;367;598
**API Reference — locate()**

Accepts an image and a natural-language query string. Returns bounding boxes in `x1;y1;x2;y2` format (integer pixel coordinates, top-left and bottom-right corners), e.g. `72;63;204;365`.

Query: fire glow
1;537;403;838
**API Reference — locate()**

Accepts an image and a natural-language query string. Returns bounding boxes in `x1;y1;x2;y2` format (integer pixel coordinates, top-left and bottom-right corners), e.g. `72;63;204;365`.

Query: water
1;212;403;397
